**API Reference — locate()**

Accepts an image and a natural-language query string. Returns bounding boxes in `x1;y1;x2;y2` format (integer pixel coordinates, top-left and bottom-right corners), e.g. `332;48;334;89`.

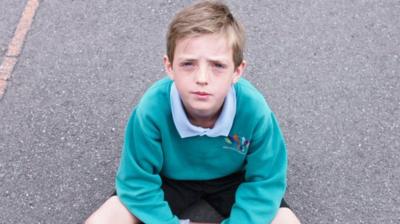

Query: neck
189;116;217;128
186;107;223;129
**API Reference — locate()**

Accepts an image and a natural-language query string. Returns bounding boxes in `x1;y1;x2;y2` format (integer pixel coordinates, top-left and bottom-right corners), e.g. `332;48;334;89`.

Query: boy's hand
180;220;218;224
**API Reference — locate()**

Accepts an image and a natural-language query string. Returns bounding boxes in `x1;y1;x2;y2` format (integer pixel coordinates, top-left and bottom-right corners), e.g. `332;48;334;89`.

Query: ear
232;60;247;84
163;55;174;80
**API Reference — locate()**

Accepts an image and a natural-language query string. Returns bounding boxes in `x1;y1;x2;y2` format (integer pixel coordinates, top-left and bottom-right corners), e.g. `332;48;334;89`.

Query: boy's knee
85;212;109;224
84;213;116;224
84;215;97;224
84;196;139;224
271;207;301;224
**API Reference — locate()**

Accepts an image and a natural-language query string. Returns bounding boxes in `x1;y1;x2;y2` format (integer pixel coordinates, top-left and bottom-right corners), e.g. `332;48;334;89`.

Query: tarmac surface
0;0;399;223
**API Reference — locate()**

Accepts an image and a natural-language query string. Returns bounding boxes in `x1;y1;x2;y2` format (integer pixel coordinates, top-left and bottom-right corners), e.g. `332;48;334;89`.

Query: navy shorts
114;171;289;218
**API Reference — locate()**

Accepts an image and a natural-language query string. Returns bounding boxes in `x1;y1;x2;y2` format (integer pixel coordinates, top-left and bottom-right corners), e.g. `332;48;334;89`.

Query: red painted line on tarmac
0;80;6;96
0;57;18;80
0;0;40;99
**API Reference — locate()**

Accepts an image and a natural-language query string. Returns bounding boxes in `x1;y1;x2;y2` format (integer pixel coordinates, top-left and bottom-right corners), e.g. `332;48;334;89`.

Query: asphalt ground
0;0;26;57
0;1;399;223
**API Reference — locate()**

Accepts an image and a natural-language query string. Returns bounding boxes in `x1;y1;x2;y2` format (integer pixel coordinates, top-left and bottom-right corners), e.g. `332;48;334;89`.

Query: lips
192;91;211;96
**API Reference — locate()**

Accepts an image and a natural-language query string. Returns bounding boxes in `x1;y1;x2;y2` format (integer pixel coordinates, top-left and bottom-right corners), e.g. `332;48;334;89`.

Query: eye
214;62;226;69
181;61;194;67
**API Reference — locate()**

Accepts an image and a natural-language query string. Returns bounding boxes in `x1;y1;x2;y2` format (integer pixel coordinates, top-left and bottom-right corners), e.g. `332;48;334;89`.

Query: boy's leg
85;174;201;224
271;207;301;224
85;196;140;224
201;171;301;223
85;176;202;224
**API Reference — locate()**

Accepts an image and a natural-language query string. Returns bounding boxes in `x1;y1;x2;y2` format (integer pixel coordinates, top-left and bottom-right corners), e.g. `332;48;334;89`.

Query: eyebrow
208;59;227;65
178;58;196;62
176;57;229;64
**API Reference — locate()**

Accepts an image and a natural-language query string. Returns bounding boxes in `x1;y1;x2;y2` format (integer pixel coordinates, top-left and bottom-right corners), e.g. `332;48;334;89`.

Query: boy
86;1;300;223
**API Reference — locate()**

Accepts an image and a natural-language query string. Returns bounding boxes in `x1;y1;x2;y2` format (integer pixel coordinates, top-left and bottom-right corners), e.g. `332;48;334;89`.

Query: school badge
224;134;250;154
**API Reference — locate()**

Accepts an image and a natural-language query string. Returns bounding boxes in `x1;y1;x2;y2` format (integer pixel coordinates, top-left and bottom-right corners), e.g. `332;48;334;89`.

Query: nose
195;64;208;86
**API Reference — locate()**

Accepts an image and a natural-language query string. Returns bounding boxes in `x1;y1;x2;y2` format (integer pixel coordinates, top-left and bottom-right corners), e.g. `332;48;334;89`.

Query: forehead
174;33;233;61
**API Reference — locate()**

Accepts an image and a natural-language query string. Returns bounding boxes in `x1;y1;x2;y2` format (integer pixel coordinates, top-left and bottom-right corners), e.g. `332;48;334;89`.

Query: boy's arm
221;112;288;224
115;109;180;224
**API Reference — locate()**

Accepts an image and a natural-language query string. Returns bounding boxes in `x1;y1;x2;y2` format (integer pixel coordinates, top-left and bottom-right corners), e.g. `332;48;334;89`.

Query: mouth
191;91;211;96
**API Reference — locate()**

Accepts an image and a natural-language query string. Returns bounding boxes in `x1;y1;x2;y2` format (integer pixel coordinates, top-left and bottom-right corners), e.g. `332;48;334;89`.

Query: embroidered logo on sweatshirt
223;134;250;154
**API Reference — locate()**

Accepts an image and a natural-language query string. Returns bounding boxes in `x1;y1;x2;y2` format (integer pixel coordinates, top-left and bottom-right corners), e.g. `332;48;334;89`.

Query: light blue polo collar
170;83;236;138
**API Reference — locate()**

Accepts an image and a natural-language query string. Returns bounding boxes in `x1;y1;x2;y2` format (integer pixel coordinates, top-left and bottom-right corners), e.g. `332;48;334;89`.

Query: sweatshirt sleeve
221;112;288;224
115;108;180;224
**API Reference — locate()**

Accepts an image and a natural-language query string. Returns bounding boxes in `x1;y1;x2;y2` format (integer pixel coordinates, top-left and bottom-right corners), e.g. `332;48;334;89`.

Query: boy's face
164;33;246;124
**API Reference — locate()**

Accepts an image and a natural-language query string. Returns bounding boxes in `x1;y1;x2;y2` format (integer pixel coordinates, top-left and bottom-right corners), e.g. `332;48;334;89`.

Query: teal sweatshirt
116;77;287;224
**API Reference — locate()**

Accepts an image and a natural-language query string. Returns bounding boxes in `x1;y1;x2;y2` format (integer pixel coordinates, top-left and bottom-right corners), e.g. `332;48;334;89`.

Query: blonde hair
166;0;245;68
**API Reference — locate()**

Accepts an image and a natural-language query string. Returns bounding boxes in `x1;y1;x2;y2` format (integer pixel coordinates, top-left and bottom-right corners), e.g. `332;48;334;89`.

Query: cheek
214;84;231;98
175;82;190;98
175;77;191;90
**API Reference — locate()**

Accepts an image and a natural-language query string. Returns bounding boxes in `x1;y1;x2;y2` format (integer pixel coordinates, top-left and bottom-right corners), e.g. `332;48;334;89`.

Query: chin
183;98;222;117
191;107;213;115
189;106;216;117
